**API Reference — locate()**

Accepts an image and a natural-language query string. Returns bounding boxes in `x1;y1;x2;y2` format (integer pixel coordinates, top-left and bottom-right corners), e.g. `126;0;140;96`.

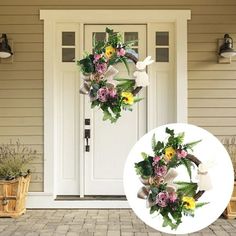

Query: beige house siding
0;0;236;192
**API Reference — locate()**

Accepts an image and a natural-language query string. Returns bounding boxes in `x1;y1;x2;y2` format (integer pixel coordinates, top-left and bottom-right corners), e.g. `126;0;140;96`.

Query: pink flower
169;192;177;203
108;88;117;98
153;156;161;164
177;149;188;159
156;192;168;207
98;87;108;102
94;54;102;62
117;48;126;57
96;63;107;74
155;165;167;177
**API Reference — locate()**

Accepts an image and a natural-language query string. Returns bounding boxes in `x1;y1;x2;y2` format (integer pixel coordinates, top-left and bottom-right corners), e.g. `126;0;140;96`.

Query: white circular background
123;123;234;234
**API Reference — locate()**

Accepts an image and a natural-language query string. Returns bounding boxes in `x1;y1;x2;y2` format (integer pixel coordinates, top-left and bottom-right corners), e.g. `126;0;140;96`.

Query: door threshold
56;195;127;201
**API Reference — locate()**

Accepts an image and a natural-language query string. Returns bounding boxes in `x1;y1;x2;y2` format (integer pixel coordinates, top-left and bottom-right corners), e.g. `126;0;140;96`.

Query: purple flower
155;165;167;177
169;192;177;203
177;149;188;159
156;192;168;207
98;87;108;102
96;63;107;74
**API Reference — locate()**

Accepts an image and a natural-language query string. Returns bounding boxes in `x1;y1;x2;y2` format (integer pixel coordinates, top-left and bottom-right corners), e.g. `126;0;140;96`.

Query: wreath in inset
77;28;153;123
134;127;212;230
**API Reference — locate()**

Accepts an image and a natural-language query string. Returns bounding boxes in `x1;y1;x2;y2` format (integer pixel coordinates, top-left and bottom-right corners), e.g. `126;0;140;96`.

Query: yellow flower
182;196;196;210
105;46;115;58
164;147;176;161
121;92;134;105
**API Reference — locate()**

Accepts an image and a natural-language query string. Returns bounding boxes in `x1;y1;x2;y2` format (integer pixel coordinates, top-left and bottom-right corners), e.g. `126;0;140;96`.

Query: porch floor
0;210;235;236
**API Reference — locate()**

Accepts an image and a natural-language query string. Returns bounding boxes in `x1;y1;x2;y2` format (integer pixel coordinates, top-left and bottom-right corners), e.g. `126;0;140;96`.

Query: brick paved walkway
0;210;235;236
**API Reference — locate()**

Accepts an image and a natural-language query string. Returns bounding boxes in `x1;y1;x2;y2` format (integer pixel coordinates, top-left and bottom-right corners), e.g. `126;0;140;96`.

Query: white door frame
26;10;191;208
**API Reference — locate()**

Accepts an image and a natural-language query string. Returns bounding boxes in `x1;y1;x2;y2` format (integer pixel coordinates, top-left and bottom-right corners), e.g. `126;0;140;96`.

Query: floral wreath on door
77;28;153;123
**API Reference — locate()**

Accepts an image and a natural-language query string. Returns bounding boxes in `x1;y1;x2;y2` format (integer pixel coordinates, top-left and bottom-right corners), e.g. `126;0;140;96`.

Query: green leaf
114;78;133;82
175;181;198;197
180;158;193;181
166;127;175;136
196;202;209;208
134;159;153;178
134;97;143;103
177;132;185;144
156;141;164;151
184;140;202;151
120;57;130;75
183;208;195;217
161;213;178;230
116;79;135;91
167;156;180;169
78;55;95;74
150;186;159;194
151;134;156;152
102;110;112;121
150;205;159;214
141;152;148;160
106;27;113;34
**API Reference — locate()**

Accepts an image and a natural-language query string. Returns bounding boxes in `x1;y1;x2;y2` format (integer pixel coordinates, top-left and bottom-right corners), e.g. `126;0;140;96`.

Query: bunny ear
145;59;154;65
143;56;154;65
143;56;152;63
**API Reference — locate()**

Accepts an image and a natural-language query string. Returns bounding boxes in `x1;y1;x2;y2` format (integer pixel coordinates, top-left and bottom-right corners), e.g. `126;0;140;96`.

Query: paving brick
147;233;162;236
201;233;216;236
122;233;134;236
107;231;121;236
94;232;108;236
214;231;230;236
1;210;236;236
66;232;80;236
39;233;54;236
25;233;40;236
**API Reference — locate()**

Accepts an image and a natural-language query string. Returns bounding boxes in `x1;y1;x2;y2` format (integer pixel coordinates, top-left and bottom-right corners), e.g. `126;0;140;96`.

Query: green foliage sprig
0;140;37;180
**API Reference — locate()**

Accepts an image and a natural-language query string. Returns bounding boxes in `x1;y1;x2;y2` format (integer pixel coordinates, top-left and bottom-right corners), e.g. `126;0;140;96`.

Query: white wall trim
40;10;190;22
39;9;191;208
176;18;188;123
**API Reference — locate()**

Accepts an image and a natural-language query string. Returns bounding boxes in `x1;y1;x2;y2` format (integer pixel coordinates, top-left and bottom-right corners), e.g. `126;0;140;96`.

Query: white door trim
29;9;191;208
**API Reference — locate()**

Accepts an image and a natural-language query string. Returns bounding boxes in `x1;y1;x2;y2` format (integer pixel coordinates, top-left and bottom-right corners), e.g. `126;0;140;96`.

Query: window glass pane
93;32;106;41
62;32;75;46
124;32;138;46
156;32;169;46
156;48;169;62
62;48;75;62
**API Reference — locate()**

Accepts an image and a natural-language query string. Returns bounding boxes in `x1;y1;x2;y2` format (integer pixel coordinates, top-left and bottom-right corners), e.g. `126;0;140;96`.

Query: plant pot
0;174;31;218
224;182;236;219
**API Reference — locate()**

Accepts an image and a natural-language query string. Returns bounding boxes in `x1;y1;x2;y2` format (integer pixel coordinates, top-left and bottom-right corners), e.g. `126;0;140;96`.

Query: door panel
84;25;147;195
147;23;175;130
55;24;80;195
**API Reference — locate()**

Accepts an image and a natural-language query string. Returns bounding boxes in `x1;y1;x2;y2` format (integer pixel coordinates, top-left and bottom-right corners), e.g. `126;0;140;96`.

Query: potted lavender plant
0;140;37;217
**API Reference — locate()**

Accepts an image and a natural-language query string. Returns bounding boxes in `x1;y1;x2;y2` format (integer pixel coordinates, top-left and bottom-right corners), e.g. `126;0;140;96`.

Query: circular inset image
123;123;234;234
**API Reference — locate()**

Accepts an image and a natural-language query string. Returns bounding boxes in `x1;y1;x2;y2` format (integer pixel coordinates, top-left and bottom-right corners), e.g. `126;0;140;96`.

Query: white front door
84;25;147;195
53;21;178;196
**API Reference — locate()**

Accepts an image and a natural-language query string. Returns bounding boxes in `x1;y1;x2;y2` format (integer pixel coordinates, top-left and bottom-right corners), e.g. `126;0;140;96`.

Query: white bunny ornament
133;56;154;87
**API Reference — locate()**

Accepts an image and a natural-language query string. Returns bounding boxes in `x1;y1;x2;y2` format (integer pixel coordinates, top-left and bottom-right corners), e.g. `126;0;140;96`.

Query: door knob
84;129;90;152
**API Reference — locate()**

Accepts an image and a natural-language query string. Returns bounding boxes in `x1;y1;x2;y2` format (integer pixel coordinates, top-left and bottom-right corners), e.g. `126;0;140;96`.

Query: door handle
85;129;90;152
